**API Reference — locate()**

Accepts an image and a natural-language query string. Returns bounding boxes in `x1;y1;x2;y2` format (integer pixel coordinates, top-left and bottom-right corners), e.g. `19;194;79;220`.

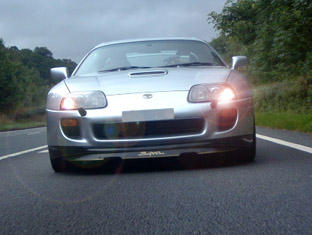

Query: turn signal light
61;119;78;127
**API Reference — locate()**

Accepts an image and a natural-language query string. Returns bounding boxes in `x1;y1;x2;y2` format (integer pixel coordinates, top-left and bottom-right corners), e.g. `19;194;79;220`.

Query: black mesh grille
93;118;205;139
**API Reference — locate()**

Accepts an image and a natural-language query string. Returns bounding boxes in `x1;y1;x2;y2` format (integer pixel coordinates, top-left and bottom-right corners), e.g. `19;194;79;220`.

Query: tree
208;0;312;82
208;0;312;113
0;50;41;112
0;38;4;49
34;47;53;58
0;38;77;114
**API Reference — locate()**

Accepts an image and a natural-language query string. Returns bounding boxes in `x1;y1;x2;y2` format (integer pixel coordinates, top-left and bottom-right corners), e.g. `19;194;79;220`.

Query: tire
49;147;69;172
50;157;68;172
238;118;256;162
239;135;256;162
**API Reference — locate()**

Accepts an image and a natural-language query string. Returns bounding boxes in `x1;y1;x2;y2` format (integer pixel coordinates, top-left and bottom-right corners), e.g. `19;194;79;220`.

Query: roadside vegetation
208;0;312;133
0;112;45;131
0;39;76;130
255;111;312;133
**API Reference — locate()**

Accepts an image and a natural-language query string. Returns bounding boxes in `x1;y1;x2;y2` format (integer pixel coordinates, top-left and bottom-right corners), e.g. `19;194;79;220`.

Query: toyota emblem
143;94;153;99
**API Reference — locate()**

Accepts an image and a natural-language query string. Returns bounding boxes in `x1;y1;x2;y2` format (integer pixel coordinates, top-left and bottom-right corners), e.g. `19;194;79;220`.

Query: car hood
65;67;231;95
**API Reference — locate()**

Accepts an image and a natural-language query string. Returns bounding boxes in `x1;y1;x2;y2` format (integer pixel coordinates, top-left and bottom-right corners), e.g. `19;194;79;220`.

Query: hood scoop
128;70;168;77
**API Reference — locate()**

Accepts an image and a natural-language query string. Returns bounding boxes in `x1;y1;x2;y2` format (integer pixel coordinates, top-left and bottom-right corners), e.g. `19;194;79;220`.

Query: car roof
93;37;208;49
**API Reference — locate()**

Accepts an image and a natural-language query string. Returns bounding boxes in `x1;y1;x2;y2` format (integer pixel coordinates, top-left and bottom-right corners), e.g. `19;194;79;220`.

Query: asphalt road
0;127;312;235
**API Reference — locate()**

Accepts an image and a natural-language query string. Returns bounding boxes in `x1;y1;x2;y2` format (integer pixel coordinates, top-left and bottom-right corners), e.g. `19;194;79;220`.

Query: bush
253;78;312;113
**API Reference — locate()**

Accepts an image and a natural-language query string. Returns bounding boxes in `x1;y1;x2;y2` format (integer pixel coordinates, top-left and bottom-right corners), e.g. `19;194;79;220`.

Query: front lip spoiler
49;135;254;161
69;147;237;161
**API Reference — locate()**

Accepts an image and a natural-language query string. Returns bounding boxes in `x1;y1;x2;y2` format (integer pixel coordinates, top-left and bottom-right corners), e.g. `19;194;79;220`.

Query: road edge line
256;134;312;154
0;145;48;161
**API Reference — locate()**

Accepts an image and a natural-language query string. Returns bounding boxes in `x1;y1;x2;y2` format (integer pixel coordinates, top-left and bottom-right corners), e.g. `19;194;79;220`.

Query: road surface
0;127;312;234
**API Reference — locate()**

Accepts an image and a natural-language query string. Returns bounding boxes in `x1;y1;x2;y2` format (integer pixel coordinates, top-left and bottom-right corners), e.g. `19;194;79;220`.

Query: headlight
188;85;236;103
60;91;107;110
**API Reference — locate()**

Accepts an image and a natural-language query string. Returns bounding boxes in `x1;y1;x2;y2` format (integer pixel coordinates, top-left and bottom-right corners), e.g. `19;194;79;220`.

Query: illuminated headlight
60;91;107;110
188;85;236;103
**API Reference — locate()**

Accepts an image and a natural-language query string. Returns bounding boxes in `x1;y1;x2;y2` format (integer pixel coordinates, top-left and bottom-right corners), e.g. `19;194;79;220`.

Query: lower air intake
93;118;204;139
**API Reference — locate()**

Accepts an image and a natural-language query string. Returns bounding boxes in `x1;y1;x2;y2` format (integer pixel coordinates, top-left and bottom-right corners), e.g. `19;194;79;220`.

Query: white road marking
27;132;41;135
256;134;312;154
0;127;46;138
0;145;48;161
38;150;49;153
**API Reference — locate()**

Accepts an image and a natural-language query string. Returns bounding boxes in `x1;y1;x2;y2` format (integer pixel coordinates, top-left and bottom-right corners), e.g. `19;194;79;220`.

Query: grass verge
255;111;312;133
0;114;46;131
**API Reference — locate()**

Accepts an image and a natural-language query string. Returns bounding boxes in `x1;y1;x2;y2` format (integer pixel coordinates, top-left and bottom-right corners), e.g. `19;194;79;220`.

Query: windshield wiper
98;66;152;73
160;62;218;68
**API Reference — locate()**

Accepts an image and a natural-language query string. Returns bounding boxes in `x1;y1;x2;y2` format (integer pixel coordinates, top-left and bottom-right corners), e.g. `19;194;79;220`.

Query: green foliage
208;0;312;81
210;35;248;64
0;38;77;115
208;0;312;114
10;46;77;84
255;111;312;133
0;49;39;112
253;78;312;113
209;0;258;45
0;39;5;49
0;113;46;131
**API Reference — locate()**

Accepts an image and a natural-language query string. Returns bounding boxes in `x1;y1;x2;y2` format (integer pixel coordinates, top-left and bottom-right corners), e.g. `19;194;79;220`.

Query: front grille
93;118;205;140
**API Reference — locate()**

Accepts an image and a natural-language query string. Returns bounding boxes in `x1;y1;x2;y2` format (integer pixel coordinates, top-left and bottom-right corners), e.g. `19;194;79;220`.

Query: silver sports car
46;38;255;172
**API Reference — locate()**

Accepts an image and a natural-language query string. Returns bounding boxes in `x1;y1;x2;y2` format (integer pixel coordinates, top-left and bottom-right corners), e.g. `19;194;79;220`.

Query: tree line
208;0;312;112
0;38;76;115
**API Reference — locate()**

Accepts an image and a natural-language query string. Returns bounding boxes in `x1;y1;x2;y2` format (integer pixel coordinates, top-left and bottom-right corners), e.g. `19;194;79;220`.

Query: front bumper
47;91;254;160
49;135;254;161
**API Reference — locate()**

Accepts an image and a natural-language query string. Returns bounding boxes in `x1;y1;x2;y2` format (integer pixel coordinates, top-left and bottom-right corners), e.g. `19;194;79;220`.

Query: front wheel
239;114;256;162
49;147;69;172
238;132;256;162
50;157;68;172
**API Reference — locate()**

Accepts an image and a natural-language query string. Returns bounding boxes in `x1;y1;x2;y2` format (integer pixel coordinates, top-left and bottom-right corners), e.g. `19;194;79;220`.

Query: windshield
74;40;225;76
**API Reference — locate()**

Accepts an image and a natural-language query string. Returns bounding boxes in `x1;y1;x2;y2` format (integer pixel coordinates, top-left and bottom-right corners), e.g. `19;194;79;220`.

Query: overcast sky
0;0;227;62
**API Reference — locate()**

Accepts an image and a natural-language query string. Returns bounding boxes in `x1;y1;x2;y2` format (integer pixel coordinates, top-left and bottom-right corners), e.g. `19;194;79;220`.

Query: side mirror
51;67;69;81
231;56;249;70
